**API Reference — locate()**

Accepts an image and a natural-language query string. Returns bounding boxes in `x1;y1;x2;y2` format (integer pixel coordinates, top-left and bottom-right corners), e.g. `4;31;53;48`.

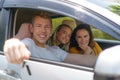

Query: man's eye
34;25;40;27
84;35;88;38
45;26;51;28
37;25;41;27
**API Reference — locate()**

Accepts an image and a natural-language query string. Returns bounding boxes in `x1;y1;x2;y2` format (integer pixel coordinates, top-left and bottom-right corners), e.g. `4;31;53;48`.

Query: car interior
14;8;120;49
11;8;120;62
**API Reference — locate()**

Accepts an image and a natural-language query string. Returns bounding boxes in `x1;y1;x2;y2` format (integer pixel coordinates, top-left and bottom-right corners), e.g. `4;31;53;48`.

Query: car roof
2;0;120;40
3;0;120;24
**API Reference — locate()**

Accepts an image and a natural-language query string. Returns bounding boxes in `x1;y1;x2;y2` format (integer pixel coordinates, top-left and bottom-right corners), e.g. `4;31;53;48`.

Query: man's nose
40;26;46;32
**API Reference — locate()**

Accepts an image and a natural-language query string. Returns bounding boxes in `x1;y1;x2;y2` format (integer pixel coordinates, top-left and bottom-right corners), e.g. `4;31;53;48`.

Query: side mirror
0;69;21;80
94;45;120;80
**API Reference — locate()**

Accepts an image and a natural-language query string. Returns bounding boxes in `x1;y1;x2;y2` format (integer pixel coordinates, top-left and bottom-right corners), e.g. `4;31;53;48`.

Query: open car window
13;8;120;65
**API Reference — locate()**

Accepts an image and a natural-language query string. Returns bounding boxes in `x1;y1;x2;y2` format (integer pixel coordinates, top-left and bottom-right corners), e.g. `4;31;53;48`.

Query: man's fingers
4;39;16;63
20;42;31;60
3;38;30;64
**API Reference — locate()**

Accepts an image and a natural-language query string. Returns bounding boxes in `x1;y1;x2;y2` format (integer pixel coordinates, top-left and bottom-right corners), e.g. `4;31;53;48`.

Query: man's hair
31;11;51;25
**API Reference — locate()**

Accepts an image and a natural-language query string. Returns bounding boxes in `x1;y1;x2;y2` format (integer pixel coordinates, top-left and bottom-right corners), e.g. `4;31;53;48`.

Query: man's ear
29;24;33;33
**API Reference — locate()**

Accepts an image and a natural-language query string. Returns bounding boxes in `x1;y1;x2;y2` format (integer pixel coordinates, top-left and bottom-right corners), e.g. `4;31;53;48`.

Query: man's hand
4;38;31;64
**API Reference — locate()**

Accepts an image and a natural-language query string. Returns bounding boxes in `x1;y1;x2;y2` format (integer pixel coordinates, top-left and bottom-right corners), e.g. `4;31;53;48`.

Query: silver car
0;0;120;80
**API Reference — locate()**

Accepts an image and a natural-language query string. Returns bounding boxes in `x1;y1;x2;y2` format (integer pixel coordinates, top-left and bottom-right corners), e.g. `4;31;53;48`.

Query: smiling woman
47;24;72;52
69;24;102;56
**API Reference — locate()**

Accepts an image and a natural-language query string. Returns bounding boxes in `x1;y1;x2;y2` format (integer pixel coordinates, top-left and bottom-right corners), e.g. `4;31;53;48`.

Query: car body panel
0;0;2;8
0;54;8;70
0;53;94;80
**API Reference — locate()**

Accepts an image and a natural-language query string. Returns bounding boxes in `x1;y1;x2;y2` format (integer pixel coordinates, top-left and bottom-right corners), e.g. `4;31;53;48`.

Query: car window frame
3;0;120;40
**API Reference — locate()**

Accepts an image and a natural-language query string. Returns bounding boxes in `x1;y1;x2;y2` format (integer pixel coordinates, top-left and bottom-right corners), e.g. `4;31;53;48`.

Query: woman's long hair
69;24;95;52
48;24;72;51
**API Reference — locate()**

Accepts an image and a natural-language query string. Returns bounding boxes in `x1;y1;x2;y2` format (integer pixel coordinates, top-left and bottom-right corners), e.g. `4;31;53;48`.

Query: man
4;12;97;67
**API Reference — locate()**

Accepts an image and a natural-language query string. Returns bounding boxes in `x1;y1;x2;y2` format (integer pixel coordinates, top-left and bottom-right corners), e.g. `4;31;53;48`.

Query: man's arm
64;54;97;68
14;23;31;40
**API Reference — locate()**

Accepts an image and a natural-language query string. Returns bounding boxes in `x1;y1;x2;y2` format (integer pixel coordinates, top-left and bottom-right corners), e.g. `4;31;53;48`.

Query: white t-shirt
22;38;68;62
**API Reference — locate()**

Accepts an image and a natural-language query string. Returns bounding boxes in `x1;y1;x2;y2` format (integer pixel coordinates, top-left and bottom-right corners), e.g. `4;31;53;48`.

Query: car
0;0;120;80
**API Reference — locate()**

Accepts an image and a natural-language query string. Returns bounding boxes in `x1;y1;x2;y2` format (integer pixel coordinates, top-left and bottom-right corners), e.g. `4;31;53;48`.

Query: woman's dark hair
69;23;95;52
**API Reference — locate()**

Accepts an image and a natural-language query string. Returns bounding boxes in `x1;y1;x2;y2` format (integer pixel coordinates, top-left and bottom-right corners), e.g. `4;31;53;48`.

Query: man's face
30;16;52;47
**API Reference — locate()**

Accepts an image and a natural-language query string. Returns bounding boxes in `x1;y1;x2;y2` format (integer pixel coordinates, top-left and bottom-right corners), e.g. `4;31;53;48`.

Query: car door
1;0;120;80
0;0;9;73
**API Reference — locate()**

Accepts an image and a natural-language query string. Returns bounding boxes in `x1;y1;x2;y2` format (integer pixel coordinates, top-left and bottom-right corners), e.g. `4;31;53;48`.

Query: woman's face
75;29;90;48
56;26;72;44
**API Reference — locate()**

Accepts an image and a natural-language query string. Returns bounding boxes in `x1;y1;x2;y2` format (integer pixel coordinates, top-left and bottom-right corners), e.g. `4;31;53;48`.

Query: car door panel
0;54;94;80
21;59;94;80
0;54;8;70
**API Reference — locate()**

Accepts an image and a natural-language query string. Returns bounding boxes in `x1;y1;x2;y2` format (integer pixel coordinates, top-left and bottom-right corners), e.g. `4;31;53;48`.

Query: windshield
87;0;120;16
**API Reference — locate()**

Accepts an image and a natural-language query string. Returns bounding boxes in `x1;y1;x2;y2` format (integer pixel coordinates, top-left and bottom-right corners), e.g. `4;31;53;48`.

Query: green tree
108;5;120;16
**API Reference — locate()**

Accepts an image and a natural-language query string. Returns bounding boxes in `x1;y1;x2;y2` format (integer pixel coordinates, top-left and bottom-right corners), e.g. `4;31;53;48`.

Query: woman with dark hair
47;24;72;51
69;24;102;56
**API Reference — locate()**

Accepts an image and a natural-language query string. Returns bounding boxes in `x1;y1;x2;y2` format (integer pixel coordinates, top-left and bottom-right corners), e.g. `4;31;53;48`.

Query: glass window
14;8;120;67
52;17;76;32
91;26;117;40
91;26;120;50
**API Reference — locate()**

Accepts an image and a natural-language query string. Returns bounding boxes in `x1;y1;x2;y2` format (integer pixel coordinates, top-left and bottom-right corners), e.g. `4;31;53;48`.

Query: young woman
47;24;72;51
69;24;102;56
